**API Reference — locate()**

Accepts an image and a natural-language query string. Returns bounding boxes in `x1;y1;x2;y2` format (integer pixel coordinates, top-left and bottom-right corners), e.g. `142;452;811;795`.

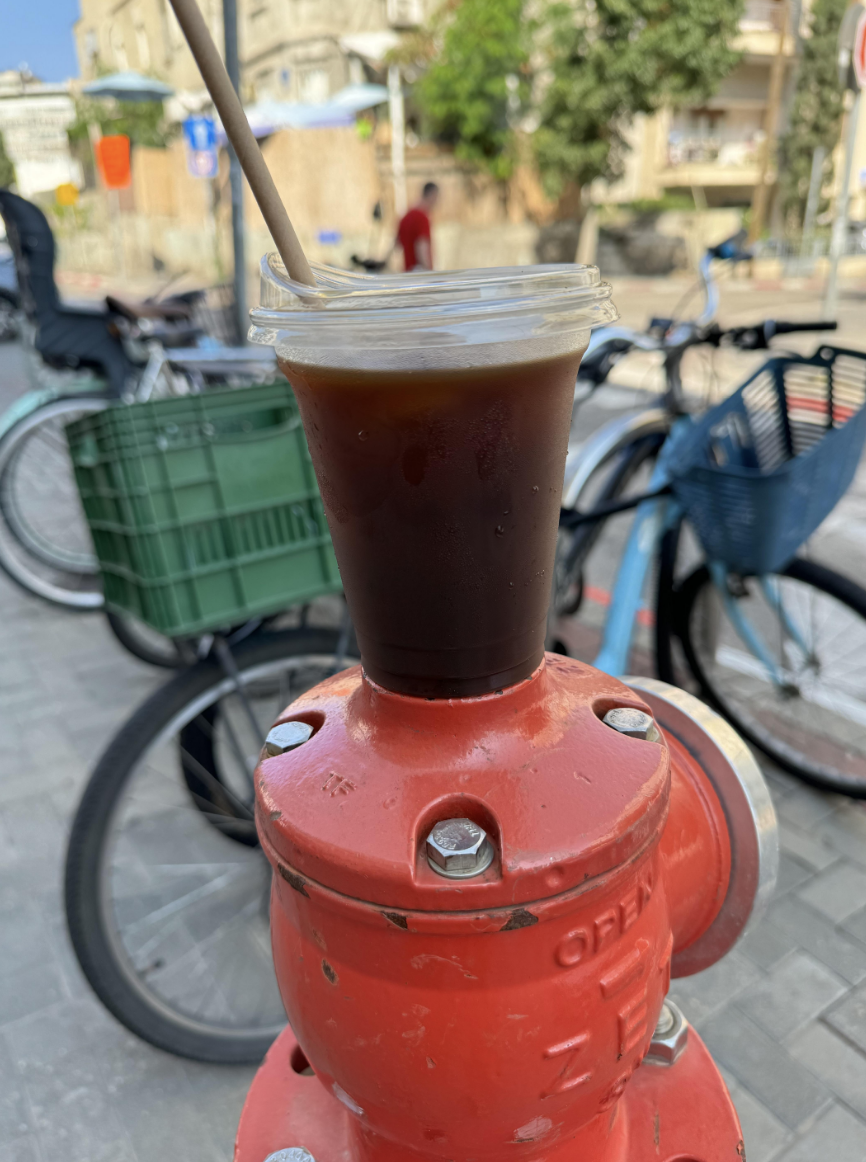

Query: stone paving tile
825;983;866;1056
718;1068;790;1162
787;1022;866;1122
774;1102;866;1162
776;818;836;873
668;950;761;1028
775;853;813;896
775;785;841;831
701;1006;832;1130
766;895;866;986
842;905;866;949
799;861;866;923
815;804;866;871
738;919;798;973
736;952;847;1041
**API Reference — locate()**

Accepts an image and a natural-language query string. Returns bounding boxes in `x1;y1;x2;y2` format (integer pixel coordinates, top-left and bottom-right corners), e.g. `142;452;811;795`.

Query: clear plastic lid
249;255;618;371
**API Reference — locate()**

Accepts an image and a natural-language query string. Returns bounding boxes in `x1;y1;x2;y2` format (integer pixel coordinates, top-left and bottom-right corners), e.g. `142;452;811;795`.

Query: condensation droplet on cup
357;430;369;441
531;485;539;493
495;526;505;537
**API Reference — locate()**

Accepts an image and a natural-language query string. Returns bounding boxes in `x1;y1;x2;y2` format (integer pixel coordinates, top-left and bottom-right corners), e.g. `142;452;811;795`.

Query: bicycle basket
66;380;341;637
669;345;866;575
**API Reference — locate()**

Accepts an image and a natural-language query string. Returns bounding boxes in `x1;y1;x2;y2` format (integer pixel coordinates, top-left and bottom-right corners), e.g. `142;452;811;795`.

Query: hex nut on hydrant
644;1000;689;1066
426;818;494;879
263;1150;317;1162
603;707;659;741
264;721;314;757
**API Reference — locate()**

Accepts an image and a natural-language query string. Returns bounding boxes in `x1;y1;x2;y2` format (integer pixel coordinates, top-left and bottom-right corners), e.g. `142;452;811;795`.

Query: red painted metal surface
235;1025;743;1162
237;654;740;1162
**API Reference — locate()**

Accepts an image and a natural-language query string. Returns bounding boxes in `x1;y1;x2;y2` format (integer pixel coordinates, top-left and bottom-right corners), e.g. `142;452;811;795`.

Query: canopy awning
82;71;174;103
214;84;389;142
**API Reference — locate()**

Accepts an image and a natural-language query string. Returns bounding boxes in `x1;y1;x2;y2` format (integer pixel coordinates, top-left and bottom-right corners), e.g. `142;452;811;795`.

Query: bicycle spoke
688;569;866;787
99;646;349;1040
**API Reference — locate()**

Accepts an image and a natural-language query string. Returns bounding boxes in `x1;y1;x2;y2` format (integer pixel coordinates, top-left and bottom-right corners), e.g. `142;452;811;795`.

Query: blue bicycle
555;315;866;797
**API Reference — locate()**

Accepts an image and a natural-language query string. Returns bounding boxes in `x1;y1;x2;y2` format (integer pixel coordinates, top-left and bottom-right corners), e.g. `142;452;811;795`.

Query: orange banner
95;135;131;190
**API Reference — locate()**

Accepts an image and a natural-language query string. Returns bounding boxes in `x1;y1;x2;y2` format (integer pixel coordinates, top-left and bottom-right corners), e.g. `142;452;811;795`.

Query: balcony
660;129;764;187
740;0;785;31
736;0;796;57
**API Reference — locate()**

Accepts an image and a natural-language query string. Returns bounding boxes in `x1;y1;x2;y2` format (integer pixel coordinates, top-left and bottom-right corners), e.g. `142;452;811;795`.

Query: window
299;68;329;103
387;0;424;29
109;24;129;71
133;8;151;69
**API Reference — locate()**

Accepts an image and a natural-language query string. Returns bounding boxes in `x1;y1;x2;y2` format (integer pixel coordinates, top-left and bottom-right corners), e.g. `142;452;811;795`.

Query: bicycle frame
592;429;683;677
585;416;806;691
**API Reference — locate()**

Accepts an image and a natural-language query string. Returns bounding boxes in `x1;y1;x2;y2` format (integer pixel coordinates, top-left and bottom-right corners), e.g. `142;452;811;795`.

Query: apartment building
73;0;431;101
0;70;81;197
602;0;866;220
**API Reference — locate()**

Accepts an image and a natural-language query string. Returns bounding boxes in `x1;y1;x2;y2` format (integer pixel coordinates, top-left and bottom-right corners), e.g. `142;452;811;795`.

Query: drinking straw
167;0;315;287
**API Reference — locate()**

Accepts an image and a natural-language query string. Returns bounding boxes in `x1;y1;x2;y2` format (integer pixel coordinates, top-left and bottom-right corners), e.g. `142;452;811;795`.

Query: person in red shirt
396;182;439;271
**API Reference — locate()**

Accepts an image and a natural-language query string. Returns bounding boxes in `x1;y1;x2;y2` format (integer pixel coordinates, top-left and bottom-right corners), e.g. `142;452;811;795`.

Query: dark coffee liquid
281;351;583;697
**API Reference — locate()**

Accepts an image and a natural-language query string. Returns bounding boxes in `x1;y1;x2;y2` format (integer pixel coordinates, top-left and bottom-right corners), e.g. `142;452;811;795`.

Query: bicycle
554;319;866;797
63;378;356;1063
0;191;277;666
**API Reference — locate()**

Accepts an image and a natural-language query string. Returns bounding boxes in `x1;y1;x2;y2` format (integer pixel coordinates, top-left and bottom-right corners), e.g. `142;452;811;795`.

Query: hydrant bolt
603;706;657;740
264;721;314;757
426;817;494;878
645;1000;689;1066
263;1150;317;1162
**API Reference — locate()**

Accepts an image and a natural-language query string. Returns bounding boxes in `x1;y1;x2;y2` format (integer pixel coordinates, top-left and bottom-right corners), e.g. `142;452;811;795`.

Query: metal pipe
222;0;248;342
388;65;407;218
824;91;862;320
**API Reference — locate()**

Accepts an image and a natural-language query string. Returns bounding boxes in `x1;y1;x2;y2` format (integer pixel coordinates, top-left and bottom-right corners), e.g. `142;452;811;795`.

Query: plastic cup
250;260;617;698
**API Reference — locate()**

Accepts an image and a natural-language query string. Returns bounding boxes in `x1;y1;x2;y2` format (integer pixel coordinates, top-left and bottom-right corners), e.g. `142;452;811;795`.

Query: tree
0;130;15;189
67;91;178;156
778;0;848;227
415;0;530;181
534;0;745;201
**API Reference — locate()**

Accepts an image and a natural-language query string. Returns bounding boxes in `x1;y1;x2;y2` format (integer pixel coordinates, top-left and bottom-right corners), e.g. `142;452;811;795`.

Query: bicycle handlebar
770;320;838;335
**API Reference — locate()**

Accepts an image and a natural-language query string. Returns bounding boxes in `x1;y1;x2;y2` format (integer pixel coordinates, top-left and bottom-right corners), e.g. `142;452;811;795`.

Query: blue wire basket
670;345;866;575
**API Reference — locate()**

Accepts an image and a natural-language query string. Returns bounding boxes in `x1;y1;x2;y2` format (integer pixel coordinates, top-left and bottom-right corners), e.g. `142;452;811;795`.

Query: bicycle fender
0;384;109;445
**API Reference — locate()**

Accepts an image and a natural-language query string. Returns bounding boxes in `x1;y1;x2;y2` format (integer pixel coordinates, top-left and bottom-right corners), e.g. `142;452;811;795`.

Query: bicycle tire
0;393;108;608
104;609;185;669
0;290;18;343
654;519;683;686
554;432;665;616
675;558;866;796
65;626;351;1063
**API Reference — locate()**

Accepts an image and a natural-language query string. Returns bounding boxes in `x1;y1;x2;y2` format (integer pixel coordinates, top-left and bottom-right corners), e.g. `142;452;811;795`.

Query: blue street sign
183;117;218;179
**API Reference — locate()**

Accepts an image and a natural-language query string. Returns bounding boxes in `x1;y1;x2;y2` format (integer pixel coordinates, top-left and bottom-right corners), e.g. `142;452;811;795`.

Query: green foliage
415;0;530;180
623;193;697;213
779;0;848;226
67;96;177;150
534;0;745;198
0;130;15;189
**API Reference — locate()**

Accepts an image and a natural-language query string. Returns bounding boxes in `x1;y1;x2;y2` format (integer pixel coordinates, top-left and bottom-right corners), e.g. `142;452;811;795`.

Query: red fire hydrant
237;264;777;1162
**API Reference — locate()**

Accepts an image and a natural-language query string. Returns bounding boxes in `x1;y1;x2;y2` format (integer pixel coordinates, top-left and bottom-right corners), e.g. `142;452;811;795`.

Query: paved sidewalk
8;566;866;1162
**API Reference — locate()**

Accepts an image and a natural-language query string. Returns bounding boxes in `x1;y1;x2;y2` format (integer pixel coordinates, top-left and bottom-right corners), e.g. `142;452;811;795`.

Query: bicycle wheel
676;558;866;796
0;291;18;343
65;627;356;1063
0;394;108;608
551;427;665;664
104;609;186;669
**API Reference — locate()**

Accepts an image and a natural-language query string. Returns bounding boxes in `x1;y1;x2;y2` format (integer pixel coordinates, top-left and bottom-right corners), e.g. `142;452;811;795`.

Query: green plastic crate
67;381;342;638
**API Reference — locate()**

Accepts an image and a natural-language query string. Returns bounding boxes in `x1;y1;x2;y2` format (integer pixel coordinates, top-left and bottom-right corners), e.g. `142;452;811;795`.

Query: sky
2;0;81;82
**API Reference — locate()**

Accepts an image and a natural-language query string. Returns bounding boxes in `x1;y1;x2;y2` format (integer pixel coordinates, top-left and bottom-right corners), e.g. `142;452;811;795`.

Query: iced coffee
250;261;617;698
